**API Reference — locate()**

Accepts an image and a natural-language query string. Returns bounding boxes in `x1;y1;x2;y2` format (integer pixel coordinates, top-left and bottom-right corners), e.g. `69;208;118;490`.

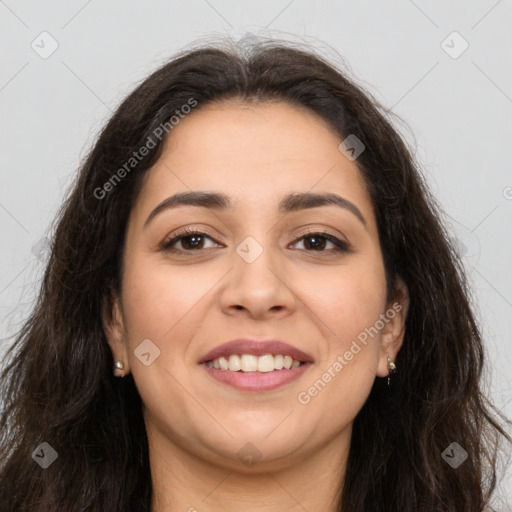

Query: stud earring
387;357;396;388
113;360;127;378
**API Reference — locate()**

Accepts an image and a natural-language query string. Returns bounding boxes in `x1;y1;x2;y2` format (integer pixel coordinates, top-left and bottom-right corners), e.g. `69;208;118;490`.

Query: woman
0;39;509;511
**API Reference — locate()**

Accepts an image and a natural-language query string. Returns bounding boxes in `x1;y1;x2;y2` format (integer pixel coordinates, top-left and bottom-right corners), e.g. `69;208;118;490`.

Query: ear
376;277;409;378
102;289;129;371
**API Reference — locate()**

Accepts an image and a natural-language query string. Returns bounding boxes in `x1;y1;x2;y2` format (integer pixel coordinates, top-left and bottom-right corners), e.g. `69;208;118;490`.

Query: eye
160;229;351;254
161;229;222;252
290;231;350;253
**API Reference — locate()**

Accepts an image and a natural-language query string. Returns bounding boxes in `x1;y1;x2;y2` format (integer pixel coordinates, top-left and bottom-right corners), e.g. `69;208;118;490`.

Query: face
105;100;408;473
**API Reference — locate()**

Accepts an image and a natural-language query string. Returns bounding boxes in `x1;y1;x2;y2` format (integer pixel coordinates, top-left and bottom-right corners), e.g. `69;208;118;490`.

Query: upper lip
198;339;314;364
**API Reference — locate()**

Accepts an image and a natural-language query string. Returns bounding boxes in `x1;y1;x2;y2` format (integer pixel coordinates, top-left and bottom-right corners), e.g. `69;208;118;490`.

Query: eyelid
290;228;352;252
160;226;352;253
293;227;348;243
160;227;224;250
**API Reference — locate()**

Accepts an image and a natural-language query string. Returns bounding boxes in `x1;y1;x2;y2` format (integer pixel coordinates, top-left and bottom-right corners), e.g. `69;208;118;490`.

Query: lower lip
201;363;312;391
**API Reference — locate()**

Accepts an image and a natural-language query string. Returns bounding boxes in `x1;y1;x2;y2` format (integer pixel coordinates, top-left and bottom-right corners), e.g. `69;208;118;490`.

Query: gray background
1;0;511;505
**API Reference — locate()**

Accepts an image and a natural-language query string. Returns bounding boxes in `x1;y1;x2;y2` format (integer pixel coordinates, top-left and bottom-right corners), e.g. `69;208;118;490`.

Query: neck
148;426;350;512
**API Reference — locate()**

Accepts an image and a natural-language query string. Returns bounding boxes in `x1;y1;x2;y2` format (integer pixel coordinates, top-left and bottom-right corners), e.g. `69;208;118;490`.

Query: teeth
207;354;304;372
257;354;275;373
228;355;241;371
241;354;258;372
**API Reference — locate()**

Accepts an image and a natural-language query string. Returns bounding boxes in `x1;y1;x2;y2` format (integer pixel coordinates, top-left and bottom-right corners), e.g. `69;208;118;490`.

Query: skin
104;100;409;512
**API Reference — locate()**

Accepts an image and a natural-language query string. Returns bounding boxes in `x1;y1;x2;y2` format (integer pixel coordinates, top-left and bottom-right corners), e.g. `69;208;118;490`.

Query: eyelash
160;228;351;254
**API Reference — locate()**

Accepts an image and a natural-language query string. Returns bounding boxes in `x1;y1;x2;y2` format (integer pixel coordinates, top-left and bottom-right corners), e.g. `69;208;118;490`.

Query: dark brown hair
0;39;510;511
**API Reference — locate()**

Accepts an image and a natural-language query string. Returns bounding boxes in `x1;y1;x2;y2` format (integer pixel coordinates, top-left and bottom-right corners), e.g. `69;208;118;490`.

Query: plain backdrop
1;0;511;506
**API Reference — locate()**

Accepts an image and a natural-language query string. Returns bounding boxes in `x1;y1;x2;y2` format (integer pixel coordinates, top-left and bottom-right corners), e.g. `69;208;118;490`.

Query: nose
219;236;297;320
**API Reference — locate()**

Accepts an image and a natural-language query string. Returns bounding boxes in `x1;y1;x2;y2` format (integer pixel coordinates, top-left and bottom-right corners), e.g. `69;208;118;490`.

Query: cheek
118;254;217;428
120;252;218;343
294;251;387;415
308;253;388;347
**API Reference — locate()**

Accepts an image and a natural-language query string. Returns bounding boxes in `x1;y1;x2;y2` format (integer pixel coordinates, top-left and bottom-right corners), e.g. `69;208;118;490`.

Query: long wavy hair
0;38;510;511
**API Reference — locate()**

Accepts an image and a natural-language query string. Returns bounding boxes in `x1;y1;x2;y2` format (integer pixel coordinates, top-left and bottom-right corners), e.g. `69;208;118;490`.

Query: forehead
133;101;375;227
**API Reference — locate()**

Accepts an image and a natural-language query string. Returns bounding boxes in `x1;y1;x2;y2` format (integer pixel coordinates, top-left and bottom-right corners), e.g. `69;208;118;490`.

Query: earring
113;360;127;378
387;356;396;388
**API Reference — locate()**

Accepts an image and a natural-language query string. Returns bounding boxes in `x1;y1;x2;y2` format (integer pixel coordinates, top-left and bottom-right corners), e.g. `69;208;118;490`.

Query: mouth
206;353;305;371
198;339;313;392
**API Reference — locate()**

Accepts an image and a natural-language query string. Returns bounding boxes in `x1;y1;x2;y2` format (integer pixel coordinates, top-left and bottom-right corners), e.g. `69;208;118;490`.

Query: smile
201;353;312;391
207;353;303;372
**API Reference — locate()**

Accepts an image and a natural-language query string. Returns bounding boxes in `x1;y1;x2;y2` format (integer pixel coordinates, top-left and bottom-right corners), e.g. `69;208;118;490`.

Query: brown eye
291;232;350;253
160;229;351;254
161;229;221;252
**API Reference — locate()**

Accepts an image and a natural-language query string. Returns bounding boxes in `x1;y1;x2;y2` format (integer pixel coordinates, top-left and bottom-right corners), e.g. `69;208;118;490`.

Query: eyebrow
144;190;367;228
